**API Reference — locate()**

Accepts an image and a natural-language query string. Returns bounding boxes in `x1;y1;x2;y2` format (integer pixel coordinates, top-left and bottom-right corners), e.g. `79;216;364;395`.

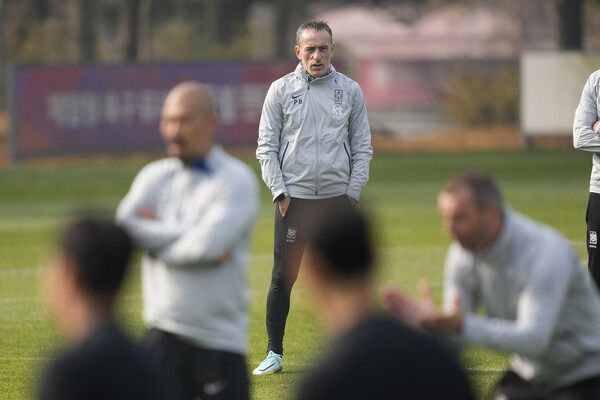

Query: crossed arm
117;165;258;268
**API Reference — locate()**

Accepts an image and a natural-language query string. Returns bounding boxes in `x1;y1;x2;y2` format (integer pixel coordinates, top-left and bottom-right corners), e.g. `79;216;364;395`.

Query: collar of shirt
190;159;211;174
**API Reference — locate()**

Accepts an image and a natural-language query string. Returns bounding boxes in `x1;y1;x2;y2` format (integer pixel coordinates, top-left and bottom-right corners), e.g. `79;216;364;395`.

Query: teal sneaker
253;351;283;375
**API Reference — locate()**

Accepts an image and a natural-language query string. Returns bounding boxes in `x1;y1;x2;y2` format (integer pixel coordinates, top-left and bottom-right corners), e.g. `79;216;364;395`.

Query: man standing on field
574;69;600;291
255;20;372;375
117;82;258;400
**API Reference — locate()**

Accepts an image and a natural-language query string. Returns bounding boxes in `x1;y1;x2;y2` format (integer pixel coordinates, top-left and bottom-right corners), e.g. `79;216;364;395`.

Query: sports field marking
246;359;505;373
0;297;37;304
0;356;507;376
0;266;41;277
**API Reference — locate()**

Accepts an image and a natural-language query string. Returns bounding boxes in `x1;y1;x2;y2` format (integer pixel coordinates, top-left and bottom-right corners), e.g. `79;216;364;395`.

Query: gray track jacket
574;69;600;193
256;63;372;202
444;210;600;391
116;147;258;355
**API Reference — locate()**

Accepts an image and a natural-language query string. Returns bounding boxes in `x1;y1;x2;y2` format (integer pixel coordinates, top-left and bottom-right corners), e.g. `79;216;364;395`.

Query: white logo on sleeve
590;231;597;248
287;227;297;243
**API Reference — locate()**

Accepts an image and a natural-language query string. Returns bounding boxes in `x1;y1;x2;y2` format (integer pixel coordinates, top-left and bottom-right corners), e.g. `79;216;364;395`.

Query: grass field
0;149;592;399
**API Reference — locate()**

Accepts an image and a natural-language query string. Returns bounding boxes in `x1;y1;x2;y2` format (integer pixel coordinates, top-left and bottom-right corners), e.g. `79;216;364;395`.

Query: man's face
437;188;494;251
160;94;215;162
295;29;335;78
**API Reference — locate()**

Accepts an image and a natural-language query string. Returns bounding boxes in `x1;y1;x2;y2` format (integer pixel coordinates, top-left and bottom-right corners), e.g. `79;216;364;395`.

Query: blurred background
0;0;598;162
0;2;598;398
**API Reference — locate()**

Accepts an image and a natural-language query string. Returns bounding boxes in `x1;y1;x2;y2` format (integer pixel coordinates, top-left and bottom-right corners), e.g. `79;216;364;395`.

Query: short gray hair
442;171;504;209
296;20;333;45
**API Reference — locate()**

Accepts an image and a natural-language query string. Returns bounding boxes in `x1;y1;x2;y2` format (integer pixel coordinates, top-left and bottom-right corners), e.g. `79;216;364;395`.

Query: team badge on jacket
333;89;344;115
590;231;597;248
334;89;343;102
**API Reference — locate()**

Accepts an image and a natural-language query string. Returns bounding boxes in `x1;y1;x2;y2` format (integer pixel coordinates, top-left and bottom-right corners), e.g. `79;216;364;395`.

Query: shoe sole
253;367;282;376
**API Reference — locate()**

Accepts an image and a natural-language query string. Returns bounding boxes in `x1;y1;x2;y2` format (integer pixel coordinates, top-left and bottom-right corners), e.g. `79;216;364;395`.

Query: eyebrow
304;45;330;50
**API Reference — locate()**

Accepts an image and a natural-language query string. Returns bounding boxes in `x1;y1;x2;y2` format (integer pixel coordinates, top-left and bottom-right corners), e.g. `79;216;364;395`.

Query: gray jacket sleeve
256;83;287;201
155;167;259;267
458;244;575;358
346;85;373;202
116;164;187;251
574;71;600;152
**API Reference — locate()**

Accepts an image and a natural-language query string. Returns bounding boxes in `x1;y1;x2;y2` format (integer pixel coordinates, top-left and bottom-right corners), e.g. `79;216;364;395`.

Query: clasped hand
381;281;464;335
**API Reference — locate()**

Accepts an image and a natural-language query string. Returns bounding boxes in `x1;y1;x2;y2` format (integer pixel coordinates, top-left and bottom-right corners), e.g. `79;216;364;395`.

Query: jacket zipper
308;84;320;195
280;142;289;168
343;142;352;172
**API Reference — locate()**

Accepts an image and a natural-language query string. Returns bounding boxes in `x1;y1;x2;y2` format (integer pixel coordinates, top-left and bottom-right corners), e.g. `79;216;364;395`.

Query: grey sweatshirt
444;210;600;390
574;69;600;193
116;147;259;355
256;62;372;202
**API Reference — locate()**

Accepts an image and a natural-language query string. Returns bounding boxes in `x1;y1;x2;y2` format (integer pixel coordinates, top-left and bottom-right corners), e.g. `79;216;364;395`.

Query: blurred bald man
117;82;259;400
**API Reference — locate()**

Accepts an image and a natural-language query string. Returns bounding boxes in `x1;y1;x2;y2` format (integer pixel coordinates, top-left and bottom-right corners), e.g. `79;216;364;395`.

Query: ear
485;202;502;219
295;45;301;60
207;112;218;130
331;42;335;57
44;253;80;312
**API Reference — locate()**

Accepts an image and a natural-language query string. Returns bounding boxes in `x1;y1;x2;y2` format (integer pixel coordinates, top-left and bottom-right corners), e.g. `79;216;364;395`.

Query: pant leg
549;373;600;400
493;370;548;400
586;193;600;291
264;196;355;355
142;329;193;400
191;349;249;400
266;197;306;355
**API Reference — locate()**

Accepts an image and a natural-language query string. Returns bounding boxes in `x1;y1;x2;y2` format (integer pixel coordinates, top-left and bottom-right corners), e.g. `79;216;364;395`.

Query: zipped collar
294;62;336;84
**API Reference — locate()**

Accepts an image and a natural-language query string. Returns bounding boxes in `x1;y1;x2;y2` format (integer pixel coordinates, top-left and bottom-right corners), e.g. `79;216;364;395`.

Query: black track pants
586;192;600;291
265;195;353;355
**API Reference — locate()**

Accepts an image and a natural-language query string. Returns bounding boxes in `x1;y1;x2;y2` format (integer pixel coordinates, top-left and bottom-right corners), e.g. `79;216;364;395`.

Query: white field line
0;297;37;304
0;356;507;373
0;241;588;277
245;360;504;372
0;266;41;277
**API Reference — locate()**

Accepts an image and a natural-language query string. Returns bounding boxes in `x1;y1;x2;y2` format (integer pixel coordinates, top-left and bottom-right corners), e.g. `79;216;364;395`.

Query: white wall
521;51;600;137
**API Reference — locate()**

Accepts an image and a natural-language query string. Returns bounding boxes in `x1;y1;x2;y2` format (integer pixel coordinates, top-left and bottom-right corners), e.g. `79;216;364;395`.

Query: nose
166;120;182;139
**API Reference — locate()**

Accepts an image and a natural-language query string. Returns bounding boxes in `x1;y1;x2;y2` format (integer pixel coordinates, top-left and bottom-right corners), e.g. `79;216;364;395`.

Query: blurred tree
556;0;583;49
208;0;253;45
137;0;152;60
79;0;96;62
122;0;141;61
0;0;4;110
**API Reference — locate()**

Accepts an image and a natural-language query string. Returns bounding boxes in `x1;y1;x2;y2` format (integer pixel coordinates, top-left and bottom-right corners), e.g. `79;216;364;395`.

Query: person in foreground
296;206;474;400
255;19;372;376
117;82;259;400
383;171;600;400
39;217;166;400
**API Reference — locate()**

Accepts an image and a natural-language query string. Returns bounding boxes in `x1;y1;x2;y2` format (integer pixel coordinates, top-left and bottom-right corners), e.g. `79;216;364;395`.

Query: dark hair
306;205;374;280
58;218;133;296
442;171;503;209
296;20;333;45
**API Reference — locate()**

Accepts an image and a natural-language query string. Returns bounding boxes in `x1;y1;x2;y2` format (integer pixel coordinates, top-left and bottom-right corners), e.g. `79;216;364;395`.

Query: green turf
0;150;591;399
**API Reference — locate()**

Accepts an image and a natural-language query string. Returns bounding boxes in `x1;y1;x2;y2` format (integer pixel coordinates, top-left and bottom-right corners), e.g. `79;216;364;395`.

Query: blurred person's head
160;81;218;163
45;218;133;342
304;205;375;334
438;171;504;251
295;20;335;79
